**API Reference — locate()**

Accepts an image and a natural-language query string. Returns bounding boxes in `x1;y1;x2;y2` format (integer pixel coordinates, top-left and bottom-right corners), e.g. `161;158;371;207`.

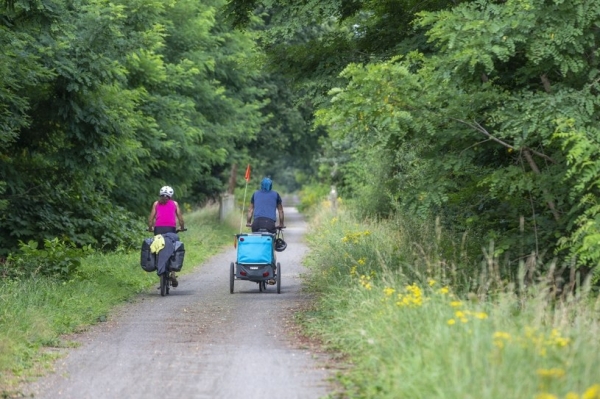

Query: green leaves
0;0;267;258
5;238;94;280
553;118;600;271
310;0;600;272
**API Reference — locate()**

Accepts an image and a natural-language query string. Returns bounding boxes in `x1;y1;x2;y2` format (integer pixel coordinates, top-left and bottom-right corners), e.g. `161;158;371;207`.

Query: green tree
317;0;600;272
0;0;267;256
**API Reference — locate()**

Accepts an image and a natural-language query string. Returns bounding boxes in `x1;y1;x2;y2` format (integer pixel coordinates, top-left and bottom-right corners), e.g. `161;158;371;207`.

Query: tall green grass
302;204;600;399
0;205;237;392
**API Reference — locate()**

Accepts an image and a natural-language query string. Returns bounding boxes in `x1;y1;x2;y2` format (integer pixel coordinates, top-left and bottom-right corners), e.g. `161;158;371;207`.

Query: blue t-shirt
251;190;282;221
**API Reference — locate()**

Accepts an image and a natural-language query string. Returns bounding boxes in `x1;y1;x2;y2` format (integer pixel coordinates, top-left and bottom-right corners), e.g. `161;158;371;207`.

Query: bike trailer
235;234;275;279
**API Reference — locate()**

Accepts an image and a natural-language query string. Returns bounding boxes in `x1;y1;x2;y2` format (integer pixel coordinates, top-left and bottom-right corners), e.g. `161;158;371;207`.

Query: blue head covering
260;177;273;191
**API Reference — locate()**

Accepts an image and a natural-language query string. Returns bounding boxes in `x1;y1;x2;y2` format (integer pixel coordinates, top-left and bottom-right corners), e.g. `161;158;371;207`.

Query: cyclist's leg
170;271;178;287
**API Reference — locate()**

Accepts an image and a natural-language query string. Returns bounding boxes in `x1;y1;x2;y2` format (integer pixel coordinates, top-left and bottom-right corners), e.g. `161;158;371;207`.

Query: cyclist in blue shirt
246;177;284;233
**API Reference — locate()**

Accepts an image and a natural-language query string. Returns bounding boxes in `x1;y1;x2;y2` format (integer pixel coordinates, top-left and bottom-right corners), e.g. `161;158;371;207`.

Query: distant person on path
329;185;338;213
246;177;284;233
148;185;185;286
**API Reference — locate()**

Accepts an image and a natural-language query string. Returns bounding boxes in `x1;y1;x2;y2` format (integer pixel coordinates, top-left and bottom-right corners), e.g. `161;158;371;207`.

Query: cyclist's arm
174;201;185;229
247;203;254;224
277;203;284;227
147;201;158;230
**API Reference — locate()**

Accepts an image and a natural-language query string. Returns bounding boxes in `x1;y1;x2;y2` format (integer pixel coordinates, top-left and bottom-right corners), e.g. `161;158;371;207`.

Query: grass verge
301;205;600;399
0;205;237;394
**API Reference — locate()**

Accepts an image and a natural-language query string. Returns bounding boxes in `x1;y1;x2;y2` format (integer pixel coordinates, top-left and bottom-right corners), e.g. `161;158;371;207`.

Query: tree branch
454;118;561;222
522;149;561;222
453;119;556;164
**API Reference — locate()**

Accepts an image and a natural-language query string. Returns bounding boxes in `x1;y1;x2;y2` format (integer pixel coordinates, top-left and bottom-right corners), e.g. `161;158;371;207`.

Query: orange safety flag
244;164;251;181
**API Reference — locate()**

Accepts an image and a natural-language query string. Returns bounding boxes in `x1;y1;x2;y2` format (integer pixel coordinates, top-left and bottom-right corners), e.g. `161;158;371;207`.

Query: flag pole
240;164;251;233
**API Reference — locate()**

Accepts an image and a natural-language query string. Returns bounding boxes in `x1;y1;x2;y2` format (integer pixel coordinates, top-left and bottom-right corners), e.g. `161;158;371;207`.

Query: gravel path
22;207;334;399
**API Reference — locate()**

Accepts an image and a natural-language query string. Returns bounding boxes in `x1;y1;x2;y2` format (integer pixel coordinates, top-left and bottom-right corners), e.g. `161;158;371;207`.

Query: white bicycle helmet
159;186;174;198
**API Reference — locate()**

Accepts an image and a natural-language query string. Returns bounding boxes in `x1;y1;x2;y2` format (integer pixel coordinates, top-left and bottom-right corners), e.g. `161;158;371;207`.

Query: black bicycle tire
276;262;281;294
230;262;235;294
160;273;168;296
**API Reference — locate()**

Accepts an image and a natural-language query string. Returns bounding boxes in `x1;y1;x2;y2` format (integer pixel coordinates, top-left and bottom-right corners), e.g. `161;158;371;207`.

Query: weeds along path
22;206;333;399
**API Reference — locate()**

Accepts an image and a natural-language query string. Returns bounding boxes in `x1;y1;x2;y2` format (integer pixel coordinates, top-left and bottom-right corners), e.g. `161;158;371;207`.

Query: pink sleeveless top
155;200;177;227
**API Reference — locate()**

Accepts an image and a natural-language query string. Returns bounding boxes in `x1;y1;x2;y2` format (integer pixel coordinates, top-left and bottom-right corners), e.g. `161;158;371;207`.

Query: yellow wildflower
450;301;462;308
493;331;511;340
438;286;450;295
473;312;488;320
383;287;395;297
564;393;580;399
548;329;570;347
583;384;600;399
428;279;436;286
536;368;565;379
447;319;456;325
492;331;511;349
357;258;366;265
534;394;558;399
359;275;372;290
406;284;422;297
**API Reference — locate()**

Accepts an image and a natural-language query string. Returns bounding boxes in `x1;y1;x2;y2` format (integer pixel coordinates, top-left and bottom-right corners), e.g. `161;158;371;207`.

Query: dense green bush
3;239;94;280
297;183;330;214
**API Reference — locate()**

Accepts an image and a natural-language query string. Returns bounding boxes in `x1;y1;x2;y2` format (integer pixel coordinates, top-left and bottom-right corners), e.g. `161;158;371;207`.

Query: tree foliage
4;0;600;278
315;0;600;272
0;0;267;255
225;0;600;275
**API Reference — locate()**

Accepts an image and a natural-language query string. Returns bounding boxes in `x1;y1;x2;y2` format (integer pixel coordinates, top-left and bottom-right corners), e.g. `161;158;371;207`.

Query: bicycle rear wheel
230;262;235;294
276;262;281;294
160;273;169;296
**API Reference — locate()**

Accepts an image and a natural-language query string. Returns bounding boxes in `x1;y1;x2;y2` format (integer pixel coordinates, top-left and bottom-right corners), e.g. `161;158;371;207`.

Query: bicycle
141;228;186;297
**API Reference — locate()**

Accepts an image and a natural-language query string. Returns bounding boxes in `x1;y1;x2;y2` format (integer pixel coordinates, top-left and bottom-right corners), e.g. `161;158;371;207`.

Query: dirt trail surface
23;206;334;399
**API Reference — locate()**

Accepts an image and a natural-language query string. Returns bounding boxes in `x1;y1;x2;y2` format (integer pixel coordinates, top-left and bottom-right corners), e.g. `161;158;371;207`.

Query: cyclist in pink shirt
148;186;185;234
147;186;185;286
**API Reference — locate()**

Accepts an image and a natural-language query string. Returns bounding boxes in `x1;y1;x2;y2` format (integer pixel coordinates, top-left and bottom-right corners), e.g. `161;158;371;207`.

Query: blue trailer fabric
237;234;273;264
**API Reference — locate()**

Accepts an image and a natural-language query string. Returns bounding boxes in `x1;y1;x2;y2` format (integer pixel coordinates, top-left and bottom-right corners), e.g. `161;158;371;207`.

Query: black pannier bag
169;241;185;272
140;238;157;272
